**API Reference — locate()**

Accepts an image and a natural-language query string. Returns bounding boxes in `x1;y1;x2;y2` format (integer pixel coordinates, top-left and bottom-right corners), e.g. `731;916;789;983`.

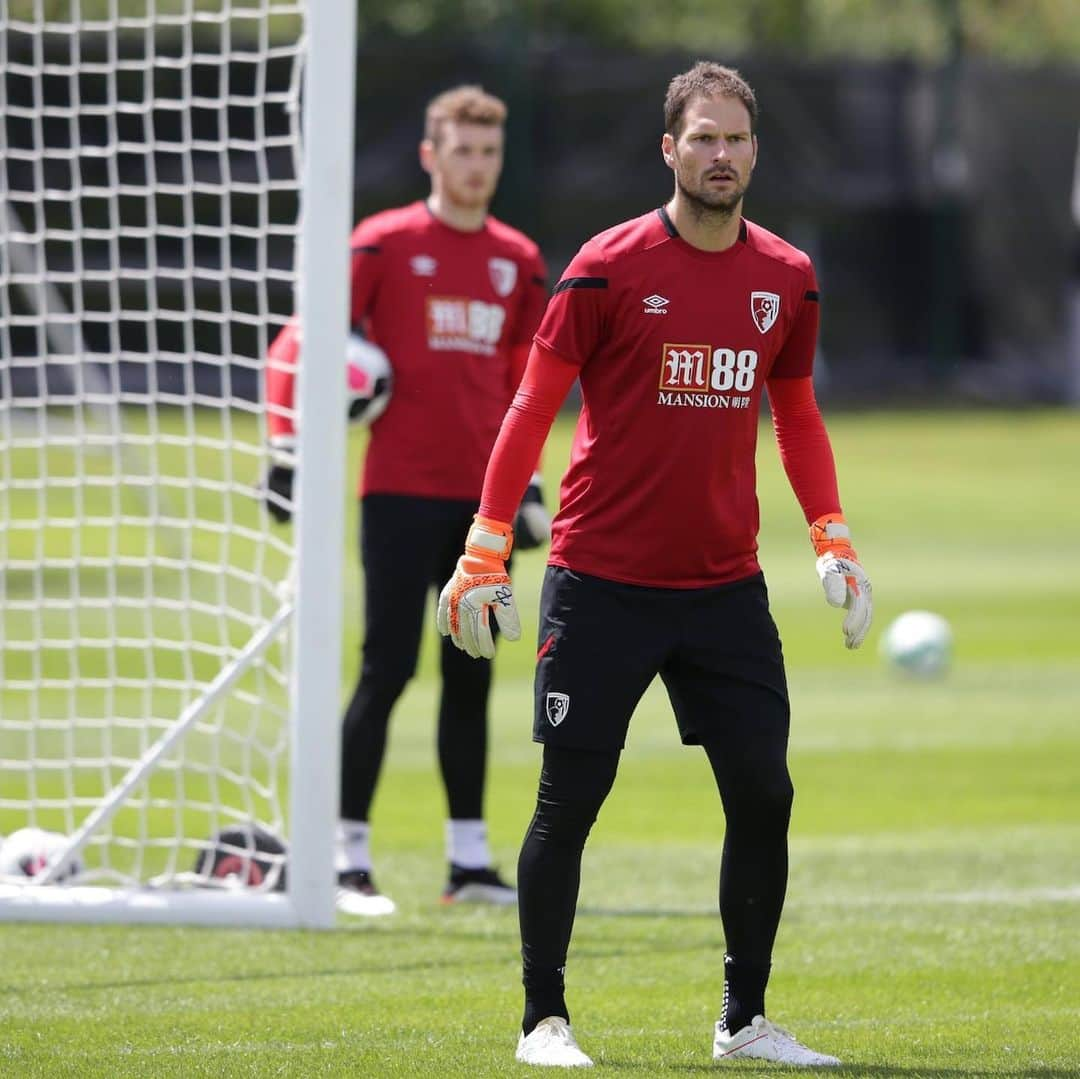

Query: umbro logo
643;294;669;315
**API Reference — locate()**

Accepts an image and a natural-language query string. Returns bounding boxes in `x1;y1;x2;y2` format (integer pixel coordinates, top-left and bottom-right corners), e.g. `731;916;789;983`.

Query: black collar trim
656;206;748;244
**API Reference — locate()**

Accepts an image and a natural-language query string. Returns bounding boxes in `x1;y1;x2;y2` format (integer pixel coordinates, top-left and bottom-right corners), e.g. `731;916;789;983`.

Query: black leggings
518;737;792;1017
339;494;492;823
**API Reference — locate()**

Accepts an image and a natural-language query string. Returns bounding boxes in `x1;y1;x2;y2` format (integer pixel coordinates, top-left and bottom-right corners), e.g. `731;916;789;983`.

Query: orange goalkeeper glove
436;516;522;660
810;512;873;650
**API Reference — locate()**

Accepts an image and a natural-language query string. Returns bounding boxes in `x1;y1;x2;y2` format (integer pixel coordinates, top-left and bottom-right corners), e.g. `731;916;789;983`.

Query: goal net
0;1;353;925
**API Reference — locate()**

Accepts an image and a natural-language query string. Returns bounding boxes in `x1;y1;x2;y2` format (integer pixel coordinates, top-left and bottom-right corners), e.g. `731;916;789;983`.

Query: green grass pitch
1;407;1078;1077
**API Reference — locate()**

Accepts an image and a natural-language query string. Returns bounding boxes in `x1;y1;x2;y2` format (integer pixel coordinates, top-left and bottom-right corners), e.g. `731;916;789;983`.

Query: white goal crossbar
0;1;355;926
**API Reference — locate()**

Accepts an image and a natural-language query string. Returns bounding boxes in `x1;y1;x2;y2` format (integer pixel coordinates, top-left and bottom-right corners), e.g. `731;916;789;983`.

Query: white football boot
515;1016;594;1068
713;1015;840;1066
334;870;396;917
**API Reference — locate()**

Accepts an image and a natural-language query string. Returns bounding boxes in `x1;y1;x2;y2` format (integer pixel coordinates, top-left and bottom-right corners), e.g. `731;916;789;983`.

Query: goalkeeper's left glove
512;473;552;551
436;516;521;660
263;436;296;524
810;512;873;650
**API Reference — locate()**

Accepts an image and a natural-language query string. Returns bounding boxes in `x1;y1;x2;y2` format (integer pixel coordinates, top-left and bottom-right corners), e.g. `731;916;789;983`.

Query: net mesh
0;1;305;891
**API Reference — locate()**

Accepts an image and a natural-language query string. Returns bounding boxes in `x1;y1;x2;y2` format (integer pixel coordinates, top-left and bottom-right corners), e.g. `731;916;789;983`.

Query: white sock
336;819;372;874
446;819;491;869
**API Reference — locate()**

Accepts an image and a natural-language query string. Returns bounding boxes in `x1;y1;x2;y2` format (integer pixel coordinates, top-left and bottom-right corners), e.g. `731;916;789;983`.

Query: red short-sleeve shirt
348;203;547;499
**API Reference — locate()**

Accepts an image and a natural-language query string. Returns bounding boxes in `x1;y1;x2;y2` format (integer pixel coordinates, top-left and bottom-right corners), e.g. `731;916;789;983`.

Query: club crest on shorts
545;692;570;727
750;291;780;334
489;257;517;298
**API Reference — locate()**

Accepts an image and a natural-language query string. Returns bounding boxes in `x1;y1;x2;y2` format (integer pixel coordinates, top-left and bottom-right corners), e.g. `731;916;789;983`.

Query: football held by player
265;86;550;914
438;62;872;1067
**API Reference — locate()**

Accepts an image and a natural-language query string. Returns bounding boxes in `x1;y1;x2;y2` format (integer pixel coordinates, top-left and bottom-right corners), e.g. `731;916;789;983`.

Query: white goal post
0;0;355;926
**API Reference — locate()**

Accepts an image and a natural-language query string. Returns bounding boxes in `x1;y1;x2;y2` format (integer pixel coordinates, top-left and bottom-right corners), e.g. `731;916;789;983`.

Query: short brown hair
424;85;507;145
664;62;758;138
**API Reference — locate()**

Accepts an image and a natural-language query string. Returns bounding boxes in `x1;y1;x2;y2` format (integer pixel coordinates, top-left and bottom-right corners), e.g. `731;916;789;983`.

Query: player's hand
264;437;295;524
810;512;873;649
436;516;521;659
512;473;551;551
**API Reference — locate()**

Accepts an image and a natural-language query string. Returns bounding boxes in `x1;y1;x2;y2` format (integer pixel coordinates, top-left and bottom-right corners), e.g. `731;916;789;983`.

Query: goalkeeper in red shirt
265;86;549;915
439;63;873;1068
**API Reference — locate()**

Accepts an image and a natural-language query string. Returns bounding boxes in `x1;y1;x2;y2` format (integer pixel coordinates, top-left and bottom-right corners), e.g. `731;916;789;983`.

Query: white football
345;333;393;426
879;610;953;677
0;827;83;882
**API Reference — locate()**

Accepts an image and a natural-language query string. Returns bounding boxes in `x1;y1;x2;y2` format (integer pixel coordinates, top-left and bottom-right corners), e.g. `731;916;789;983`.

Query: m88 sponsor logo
658;343;758;409
426;296;507;355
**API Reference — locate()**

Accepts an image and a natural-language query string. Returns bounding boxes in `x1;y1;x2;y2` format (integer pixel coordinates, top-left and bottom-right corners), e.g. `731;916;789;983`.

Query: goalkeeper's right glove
436;516;521;660
512;472;552;551
264;437;295;524
810;512;873;650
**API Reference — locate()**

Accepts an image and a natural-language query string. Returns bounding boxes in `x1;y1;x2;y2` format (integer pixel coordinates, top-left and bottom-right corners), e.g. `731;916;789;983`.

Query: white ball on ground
879;610;953;678
0;827;83;881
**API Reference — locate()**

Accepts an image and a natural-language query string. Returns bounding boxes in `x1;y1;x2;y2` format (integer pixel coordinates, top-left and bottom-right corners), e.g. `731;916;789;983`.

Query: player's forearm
479;343;577;523
766;375;842;522
266;316;300;439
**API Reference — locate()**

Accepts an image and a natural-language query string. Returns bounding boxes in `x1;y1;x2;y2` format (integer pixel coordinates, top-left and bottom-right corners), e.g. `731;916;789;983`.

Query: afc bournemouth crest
545;692;570;727
751;291;780;334
489;257;517;298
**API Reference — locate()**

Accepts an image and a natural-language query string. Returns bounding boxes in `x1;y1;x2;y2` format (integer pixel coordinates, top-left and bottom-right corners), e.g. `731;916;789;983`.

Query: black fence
354;43;1080;404
4;31;1079;405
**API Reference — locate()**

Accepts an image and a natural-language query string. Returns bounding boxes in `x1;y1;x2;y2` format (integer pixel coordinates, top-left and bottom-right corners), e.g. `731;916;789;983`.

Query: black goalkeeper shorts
533;566;790;752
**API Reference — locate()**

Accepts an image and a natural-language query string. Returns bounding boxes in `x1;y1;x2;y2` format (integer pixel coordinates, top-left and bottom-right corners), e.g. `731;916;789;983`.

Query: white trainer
334;870;396;917
515;1016;594;1068
335;887;396;916
713;1015;839;1067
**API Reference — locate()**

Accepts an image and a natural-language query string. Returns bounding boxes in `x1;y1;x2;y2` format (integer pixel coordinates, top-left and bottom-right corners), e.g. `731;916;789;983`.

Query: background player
438;62;872;1065
266;85;550;915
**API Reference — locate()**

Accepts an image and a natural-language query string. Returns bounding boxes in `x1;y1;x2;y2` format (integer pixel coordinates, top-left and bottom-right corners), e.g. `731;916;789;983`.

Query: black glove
512;476;551;551
264;439;296;523
265;463;294;523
